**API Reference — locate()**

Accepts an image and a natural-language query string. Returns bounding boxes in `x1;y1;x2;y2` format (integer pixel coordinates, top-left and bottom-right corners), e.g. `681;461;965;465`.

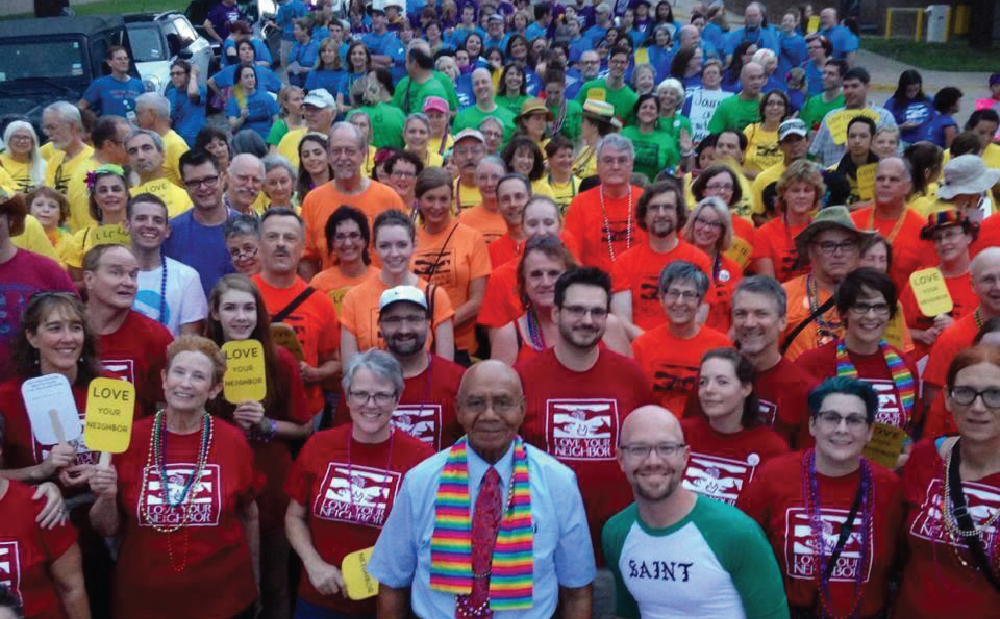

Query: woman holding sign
796;268;922;440
895;345;1000;617
206;273;313;619
285;350;433;618
88;336;262;619
58;165;130;284
737;376;905;619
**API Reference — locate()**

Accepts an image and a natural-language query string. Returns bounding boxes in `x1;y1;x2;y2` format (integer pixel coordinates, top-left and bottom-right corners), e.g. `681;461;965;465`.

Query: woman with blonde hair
681;196;743;333
267;85;305;154
752;159;824;282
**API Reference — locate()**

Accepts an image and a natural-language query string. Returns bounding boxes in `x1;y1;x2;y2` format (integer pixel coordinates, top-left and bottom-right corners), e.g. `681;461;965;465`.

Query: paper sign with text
724;236;753;269
21;374;81;445
271;323;305;361
909;267;953;316
342;547;378;600
863;422;907;469
856;164;876;201
84;378;135;453
90;224;131;247
828;109;881;145
222;340;267;403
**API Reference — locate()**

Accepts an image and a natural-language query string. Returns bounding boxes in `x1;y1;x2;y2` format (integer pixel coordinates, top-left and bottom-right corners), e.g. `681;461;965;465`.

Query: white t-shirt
133;256;208;336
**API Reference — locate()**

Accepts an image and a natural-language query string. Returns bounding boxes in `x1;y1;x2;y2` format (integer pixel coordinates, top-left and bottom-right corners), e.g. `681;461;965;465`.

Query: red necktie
457;466;504;618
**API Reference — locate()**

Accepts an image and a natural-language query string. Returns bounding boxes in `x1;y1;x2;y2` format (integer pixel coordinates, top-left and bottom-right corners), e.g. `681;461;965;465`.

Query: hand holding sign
22;374;81;477
863;422;908;469
222;340;267;403
84;378;136;467
909;267;954;317
342;547;378;600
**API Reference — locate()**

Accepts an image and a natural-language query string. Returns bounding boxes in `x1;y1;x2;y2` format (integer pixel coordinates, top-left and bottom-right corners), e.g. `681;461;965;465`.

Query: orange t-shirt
704;253;744;334
631;324;731;415
564;185;646;274
340;275;455;351
252;273;340;414
309;265;377;317
752;217;809;283
781;274;843;362
610;240;714;333
851;206;934;293
899;269;978;360
300;180;405;268
922;312;980;437
413;221;492;352
478;260;521;328
724;214;756;270
458;204;508;245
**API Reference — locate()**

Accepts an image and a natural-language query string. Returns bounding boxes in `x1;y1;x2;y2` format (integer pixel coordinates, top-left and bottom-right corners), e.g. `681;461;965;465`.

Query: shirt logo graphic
682;452;759;505
784;507;873;583
909;478;1000;548
546;399;618;461
757;399;778;427
393;405;442;448
101;358;136;384
313;463;400;527
0;542;21;602
138;464;222;527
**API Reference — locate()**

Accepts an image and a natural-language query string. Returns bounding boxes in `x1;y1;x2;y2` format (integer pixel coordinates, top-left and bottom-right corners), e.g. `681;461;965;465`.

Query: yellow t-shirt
64;157;101;233
161;130;190;188
277;128;307;167
58;223;130;269
743;123;781;175
131;178;194;218
453;178;482;211
45;144;95;197
12;215;60;262
751;160;787;216
39;142;58;164
428;134;455;157
539;174;581;214
0;164;14;194
0;154;38;193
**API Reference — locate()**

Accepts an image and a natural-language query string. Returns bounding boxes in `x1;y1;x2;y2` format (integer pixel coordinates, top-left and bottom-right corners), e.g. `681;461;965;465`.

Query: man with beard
125;130;194;218
610;181;712;340
365;285;466;449
252;208;340;418
630;262;731;414
224;154;266;216
43;102;94;201
602;406;788;619
516;267;654;614
729;276;818;448
299;122;405;279
277;89;335;167
447;129;489;211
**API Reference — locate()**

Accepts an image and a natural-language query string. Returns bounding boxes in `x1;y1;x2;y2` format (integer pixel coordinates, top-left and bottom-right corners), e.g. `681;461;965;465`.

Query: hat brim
794;220;872;256
581;111;614;124
516;108;555;123
936;168;1000;199
779;130;807;141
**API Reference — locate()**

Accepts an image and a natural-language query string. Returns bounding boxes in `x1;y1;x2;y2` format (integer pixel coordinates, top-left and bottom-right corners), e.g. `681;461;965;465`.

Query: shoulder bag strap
822;484;862;580
272;286;316;323
948;441;1000;593
780;295;836;355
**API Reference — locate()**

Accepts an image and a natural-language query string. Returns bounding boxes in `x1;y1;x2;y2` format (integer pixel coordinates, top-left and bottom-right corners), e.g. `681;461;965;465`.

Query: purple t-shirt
0;250;76;382
206;2;243;40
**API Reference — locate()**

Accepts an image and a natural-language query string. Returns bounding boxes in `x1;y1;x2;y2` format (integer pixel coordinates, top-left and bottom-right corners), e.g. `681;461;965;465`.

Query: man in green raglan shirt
602;406;790;619
391;39;459;114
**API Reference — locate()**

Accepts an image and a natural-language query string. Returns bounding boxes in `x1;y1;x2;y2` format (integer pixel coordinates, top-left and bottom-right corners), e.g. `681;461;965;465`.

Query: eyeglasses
694;216;722;230
169;70;186;76
932;228;966;242
559;305;609;320
814;239;858;255
228;245;258;260
333;231;362;243
949;386;1000;408
815;411;869;429
850;302;890;316
390;169;417;179
183;175;221;189
348;390;397;406
705;182;734;192
663;289;701;301
619;443;686;459
379;314;427;327
461;395;522;414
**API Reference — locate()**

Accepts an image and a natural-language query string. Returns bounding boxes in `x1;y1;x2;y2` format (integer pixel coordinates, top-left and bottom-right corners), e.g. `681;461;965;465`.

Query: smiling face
327;126;364;181
809;392;873;469
947;362;1000;443
418;184;453;228
554;283;608;349
932;224;972;264
845;285;890;348
690;204;723;249
660;278;701;328
782;180;817;218
7;127;34;158
644;191;678;239
404;118;430;151
379;301;429;357
93;174;128;220
474;160;503;201
374;224;414;276
699;357;752;424
226;233;260;274
457;362;526;462
227;157;264;212
637;97;659;125
26;305;85;375
522;250;566;307
347;366;399;440
29;195;61;231
264;165;295;206
161;350;222;415
214;288;258;341
617;407;690;502
511;145;536;176
126;199;169;252
497;178;530;225
503;66;524;95
85;246;138;311
731;290;786;357
523;199;561;238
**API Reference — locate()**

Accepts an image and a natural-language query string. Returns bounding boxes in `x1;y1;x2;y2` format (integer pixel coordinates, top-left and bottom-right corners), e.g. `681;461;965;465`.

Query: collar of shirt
467;440;514;507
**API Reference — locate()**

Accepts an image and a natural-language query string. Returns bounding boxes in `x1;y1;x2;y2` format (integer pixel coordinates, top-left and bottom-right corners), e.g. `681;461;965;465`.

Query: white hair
2;120;46;187
655;78;685;100
43;101;83;132
596;133;635;160
136;92;172;119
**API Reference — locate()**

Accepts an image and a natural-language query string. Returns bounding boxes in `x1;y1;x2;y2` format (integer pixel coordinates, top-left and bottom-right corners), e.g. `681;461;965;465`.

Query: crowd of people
1;0;1000;617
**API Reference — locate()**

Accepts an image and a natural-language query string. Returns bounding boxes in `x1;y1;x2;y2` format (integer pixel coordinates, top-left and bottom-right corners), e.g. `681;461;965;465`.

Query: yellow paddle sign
342;547;378;600
222;340;267;403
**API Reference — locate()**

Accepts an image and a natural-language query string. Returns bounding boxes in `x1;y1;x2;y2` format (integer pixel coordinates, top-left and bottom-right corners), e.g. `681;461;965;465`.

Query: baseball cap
378;286;428;313
302;88;335;109
778;118;808;141
422;96;450;115
453;128;486;144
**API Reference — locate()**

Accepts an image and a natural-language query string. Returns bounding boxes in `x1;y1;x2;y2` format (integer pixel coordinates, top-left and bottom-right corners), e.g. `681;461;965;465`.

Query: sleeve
212;66;234;89
390;78;407;111
34;496;77;561
225;96;239;118
81;78;102;109
551;468;598;588
264;69;284;93
266;118;287;146
366;469;420;588
467;230;492;278
711;515;791;619
431;285;456;325
707;99;728;134
267;95;281;117
601;512;641;619
282;436;315;504
179;268;209;325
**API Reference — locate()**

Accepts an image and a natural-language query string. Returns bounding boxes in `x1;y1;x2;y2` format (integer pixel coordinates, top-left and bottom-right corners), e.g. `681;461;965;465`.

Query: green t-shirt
659;112;694;143
453;104;517;143
266;117;289;146
602;497;790;619
574;79;639;122
799;92;847;132
621;125;679;182
358;103;406;149
391;70;459;115
549;98;583;142
495;94;528;118
707;94;762;134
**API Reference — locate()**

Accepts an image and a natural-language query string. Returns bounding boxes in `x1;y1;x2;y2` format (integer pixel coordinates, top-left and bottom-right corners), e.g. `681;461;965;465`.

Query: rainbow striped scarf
429;436;534;610
835;339;915;423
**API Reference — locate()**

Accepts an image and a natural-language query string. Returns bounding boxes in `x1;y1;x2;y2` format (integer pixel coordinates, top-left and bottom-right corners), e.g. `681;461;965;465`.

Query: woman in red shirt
680;196;744;334
284;349;433;617
205;274;313;619
737;377;905;618
682;347;789;506
895;344;1000;618
89;336;262;619
752;159;821;283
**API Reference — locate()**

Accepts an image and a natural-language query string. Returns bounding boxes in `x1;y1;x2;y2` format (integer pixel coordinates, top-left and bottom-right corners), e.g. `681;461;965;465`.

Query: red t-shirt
894;439;1000;618
969;213;1000;259
610;240;714;332
515;347;655;561
922;313;979;437
210;347;311;533
563;185;647;274
754;358;819;449
113;416;262;619
330;355;465;450
899;270;978;360
0;480;77;619
477;260;520;328
752;217;809;283
631;324;731;415
488;232;520;268
703;253;744;334
737;450;904;617
795;340;922;432
99;310;173;418
679;415;789;506
852;206;934;293
283;425;433;613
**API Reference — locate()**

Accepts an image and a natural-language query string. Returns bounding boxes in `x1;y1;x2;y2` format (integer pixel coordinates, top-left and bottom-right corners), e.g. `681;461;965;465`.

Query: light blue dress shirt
367;440;597;618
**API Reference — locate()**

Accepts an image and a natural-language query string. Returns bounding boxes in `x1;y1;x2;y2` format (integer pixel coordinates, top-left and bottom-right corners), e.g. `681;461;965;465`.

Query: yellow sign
222;340;267;403
83;378;135;454
807;15;820;34
863;422;907;469
827;108;881;145
91;224;131;247
271;323;305;361
856;164;876;201
909;267;954;317
342;547;378;600
725;236;753;269
883;309;907;350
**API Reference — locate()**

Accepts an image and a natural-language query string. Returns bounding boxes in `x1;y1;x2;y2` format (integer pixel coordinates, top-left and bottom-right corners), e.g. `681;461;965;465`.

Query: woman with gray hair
262;155;298;209
1;120;46;192
655;77;694;155
284;348;434;617
681;195;744;333
223;213;261;275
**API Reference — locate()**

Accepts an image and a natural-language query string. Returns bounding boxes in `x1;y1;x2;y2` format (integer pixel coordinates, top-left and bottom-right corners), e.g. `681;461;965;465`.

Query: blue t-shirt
162;210;236;297
568;37;589;63
820;25;859;60
165;83;207;147
886;95;934;144
81;74;145;119
763;74;786;95
924;111;958;148
305;69;349;95
291;39;319;68
222;38;272;65
447;24;485;47
777;33;808;77
524;21;548;41
648;46;675;84
802;60;824;97
211;64;283;93
454;72;474;110
362;30;403;57
724;26;779;57
788;88;806;114
225;89;279;139
702;22;726;51
275;0;308;41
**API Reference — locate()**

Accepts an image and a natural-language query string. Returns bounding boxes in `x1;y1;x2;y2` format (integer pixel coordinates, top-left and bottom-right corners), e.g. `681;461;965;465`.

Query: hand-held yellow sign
909;267;954;317
222;340;267;403
271;323;305;361
84;378;135;457
342;547;378;600
828;109;881;145
863;422;907;469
